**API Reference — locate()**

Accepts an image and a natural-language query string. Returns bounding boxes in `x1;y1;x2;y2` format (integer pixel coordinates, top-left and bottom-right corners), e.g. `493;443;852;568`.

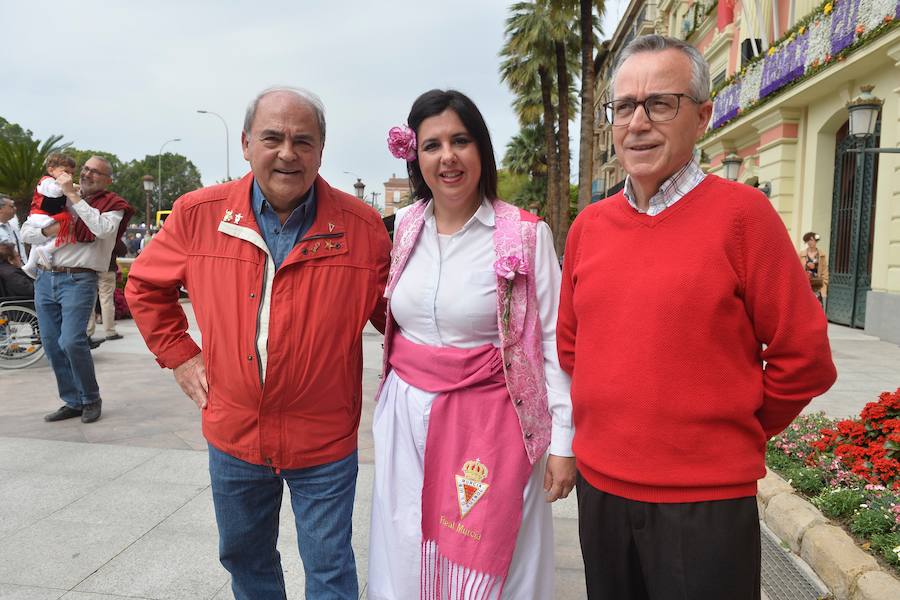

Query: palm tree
504;123;547;179
500;0;579;254
577;0;606;212
0;134;69;222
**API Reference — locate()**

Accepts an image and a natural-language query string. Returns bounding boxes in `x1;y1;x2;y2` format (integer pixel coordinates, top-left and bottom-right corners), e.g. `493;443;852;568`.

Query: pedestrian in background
557;35;837;600
0;242;33;298
0;195;26;264
87;235;128;342
800;231;828;306
369;89;574;600
127;87;391;600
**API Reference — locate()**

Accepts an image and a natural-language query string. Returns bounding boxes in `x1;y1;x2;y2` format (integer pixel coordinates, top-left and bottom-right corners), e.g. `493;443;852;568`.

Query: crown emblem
462;459;488;482
455;458;490;519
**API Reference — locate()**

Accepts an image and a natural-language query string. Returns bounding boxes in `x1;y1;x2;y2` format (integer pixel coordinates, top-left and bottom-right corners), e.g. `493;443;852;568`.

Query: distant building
383;174;411;216
592;0;900;343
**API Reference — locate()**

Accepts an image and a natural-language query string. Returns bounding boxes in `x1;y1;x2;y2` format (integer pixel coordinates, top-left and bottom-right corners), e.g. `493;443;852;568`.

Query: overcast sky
2;0;626;205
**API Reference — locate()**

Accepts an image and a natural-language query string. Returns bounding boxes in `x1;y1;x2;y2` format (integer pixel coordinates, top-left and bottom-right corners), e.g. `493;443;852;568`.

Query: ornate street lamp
845;86;899;154
353;178;365;201
142;175;155;230
722;153;743;181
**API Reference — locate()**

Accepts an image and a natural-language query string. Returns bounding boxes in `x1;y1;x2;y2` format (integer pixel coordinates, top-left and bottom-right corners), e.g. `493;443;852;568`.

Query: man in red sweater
557;35;836;599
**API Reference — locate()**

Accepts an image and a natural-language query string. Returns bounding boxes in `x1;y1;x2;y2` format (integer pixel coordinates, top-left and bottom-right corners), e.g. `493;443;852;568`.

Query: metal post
158;138;181;211
197;110;230;180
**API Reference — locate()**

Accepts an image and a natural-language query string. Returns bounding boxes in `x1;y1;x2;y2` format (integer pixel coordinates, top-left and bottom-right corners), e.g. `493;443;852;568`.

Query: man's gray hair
89;155;114;178
610;35;711;102
243;86;326;141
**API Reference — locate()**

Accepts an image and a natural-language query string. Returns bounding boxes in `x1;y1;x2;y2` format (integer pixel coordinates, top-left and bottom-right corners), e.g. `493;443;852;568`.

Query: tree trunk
538;66;560;241
577;0;595;213
555;41;571;256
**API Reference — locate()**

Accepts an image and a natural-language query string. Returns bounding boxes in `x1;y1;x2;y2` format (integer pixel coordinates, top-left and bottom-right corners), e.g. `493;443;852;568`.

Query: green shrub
849;509;894;538
871;532;900;566
766;448;800;473
785;466;826;495
813;488;866;519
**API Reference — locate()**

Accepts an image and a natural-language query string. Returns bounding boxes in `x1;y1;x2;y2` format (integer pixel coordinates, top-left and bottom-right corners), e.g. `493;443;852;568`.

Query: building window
712;71;725;90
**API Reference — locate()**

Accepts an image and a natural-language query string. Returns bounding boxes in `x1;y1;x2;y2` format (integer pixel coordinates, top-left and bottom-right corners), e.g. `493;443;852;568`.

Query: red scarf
75;190;134;243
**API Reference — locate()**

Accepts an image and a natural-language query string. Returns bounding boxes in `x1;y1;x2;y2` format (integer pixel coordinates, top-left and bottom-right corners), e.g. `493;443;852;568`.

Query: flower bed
766;390;900;574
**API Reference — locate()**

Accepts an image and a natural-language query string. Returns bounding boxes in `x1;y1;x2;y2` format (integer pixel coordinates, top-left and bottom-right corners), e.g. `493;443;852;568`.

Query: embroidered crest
223;209;234;222
311;242;320;254
455;458;490;519
234;213;243;224
324;240;335;250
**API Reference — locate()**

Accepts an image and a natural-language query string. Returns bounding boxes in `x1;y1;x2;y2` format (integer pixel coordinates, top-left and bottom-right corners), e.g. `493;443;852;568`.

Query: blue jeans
34;270;99;407
208;444;359;600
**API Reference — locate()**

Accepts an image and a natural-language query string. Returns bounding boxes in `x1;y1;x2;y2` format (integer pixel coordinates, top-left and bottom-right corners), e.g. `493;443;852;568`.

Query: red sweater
557;175;836;503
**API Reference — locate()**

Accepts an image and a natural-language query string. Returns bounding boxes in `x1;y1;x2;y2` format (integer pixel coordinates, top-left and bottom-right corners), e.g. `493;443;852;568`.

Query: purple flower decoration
387;125;417;161
494;255;528;281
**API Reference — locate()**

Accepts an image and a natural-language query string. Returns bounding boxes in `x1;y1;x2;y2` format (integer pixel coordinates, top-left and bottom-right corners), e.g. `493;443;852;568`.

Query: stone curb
758;468;900;600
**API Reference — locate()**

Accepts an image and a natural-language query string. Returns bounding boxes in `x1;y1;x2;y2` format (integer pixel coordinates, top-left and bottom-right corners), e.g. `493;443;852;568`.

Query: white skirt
367;370;555;600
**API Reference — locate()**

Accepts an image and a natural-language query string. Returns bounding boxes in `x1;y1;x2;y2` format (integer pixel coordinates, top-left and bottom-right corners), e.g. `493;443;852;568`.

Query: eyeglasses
81;166;111;178
603;93;701;126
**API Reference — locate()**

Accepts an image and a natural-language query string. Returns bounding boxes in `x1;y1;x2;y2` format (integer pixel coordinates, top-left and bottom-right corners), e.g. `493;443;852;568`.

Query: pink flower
387;125;417;161
494;256;528;281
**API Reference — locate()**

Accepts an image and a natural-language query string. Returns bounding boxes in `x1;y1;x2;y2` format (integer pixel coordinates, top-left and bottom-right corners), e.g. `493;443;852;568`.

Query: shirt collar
623;150;705;216
251;179;315;217
423;197;495;230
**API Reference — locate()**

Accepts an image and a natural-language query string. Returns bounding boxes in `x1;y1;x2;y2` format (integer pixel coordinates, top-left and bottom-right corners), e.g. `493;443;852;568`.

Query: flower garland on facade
709;0;899;132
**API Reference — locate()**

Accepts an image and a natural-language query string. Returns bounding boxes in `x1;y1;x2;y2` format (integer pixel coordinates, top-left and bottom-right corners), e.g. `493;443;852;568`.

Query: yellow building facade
593;0;900;342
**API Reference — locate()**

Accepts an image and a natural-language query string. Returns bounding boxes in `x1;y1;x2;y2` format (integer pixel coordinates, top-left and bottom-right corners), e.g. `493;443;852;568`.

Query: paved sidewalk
0;305;896;599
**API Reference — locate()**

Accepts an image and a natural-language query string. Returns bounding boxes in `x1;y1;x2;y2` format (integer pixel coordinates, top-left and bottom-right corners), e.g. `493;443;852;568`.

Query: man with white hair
0;195;26;263
557;35;836;599
127;87;391;599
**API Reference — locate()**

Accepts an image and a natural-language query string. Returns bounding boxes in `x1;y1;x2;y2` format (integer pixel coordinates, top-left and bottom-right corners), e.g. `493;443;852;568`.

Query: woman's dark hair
406;89;497;202
802;231;820;243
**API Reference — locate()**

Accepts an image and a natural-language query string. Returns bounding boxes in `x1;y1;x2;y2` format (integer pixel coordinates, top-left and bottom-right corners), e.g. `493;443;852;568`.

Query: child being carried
22;153;78;279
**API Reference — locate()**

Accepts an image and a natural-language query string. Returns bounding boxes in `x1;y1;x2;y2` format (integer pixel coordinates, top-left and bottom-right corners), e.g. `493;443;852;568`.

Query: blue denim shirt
251;180;317;269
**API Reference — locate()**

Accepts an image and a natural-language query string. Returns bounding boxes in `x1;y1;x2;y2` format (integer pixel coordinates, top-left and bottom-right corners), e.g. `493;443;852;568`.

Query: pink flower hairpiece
387;125;417;161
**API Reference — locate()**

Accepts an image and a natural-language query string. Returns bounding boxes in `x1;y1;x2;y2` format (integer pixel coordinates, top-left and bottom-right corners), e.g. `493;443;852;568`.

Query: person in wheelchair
0;242;33;299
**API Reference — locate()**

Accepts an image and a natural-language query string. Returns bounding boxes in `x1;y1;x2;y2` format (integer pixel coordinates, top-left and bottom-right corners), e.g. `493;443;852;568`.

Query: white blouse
390;199;574;456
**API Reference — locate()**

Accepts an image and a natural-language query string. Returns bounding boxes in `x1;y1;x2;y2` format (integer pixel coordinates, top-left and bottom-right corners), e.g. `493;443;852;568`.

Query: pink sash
388;333;532;599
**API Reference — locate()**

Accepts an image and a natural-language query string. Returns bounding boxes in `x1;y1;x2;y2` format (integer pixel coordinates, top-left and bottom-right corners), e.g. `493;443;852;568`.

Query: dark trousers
577;473;761;600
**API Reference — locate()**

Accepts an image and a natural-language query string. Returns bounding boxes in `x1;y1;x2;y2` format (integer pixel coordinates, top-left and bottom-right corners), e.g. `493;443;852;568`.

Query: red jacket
126;174;391;469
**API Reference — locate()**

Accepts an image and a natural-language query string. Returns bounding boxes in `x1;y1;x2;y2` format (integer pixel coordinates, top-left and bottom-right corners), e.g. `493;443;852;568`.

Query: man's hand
56;172;78;200
42;222;61;237
543;454;576;502
174;353;208;409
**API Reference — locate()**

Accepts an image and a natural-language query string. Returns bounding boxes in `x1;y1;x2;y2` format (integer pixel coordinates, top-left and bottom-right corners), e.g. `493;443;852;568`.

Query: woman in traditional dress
368;89;575;600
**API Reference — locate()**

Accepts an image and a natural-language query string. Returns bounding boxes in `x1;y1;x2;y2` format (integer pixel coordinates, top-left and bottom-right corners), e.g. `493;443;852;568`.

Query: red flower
837;420;865;439
861;402;888;421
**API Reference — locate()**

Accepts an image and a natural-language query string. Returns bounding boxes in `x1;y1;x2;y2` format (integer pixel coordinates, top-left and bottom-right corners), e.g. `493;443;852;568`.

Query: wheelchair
0;295;44;369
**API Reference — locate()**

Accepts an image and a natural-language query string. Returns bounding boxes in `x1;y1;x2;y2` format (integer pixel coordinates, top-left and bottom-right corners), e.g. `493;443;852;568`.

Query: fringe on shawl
421;539;505;600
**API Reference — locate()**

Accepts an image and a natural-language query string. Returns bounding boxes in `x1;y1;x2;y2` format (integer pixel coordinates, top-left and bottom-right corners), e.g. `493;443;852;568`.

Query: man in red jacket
557;35;836;599
126;87;391;600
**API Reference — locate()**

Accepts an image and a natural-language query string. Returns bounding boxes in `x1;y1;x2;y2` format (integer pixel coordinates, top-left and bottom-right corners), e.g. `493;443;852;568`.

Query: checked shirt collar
624;151;705;217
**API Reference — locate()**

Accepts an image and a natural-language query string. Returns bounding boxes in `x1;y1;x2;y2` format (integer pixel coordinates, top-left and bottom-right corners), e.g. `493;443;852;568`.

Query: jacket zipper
254;257;269;386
